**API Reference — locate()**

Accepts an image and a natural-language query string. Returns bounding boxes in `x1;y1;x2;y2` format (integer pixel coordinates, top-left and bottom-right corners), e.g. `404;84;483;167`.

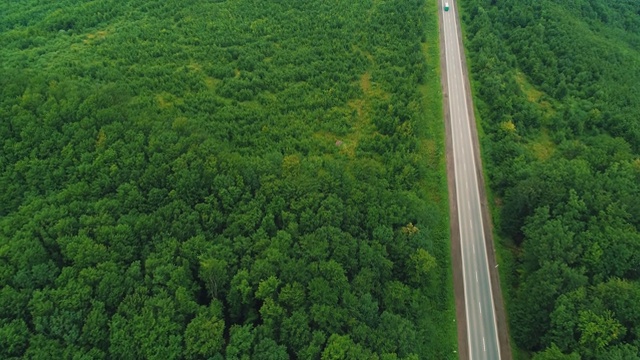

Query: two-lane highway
441;1;502;359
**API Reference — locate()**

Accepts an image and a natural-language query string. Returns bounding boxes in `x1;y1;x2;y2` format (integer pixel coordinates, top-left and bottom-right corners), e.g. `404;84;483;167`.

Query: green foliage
0;319;29;359
577;310;625;356
321;334;376;360
184;304;225;359
461;0;640;358
225;325;255;360
0;0;454;358
532;343;581;360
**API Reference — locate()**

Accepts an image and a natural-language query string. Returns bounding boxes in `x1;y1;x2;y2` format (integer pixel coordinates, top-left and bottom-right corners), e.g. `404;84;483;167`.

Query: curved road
440;1;502;359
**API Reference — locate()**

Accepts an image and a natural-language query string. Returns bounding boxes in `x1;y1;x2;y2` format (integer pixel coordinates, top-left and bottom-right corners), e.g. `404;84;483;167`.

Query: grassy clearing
528;131;556;161
514;70;555;122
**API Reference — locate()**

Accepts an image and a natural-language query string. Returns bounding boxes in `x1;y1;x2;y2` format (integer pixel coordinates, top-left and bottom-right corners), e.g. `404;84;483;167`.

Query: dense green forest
460;0;640;359
0;0;455;359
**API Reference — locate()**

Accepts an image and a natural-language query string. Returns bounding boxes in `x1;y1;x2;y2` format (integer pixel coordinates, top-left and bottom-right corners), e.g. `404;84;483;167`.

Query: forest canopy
0;0;454;359
461;0;640;359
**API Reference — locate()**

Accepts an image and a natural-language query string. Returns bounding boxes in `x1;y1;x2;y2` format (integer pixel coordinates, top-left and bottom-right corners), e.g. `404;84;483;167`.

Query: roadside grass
413;1;458;358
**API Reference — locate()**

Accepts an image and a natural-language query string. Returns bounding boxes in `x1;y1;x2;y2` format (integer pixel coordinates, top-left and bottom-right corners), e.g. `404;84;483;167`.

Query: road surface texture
437;0;513;359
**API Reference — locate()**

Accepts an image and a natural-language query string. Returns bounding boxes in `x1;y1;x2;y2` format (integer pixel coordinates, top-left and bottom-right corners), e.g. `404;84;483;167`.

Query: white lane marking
483;337;486;352
479;301;482;314
473;243;476;254
476;271;478;282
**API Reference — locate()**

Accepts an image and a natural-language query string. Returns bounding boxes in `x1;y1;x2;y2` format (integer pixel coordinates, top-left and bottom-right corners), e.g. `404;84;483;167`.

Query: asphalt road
441;1;501;359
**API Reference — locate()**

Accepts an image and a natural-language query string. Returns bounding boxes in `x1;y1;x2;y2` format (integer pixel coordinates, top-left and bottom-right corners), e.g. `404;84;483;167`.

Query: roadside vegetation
0;0;454;358
460;0;640;359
